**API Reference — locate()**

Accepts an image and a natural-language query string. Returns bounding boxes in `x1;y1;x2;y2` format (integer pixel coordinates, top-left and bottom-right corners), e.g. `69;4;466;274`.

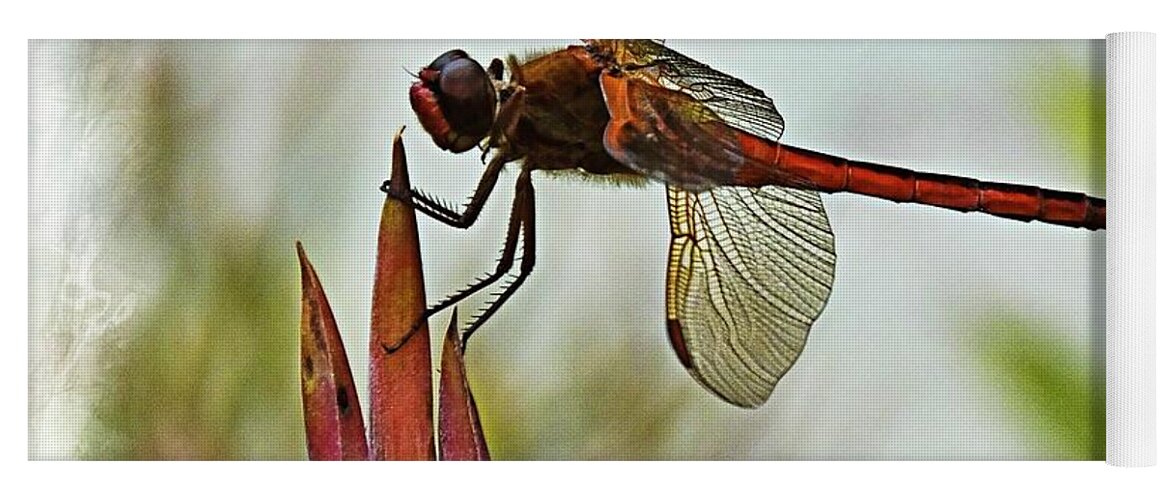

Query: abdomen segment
738;139;1105;231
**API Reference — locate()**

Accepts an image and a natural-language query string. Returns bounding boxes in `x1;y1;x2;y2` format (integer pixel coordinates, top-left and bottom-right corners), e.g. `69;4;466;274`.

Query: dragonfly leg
488;58;504;82
380;153;510;229
380;168;534;354
461;169;535;347
485;87;526;153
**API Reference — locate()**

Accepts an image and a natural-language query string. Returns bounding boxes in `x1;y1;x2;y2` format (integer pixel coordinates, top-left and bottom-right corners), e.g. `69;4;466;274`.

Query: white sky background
28;40;1104;459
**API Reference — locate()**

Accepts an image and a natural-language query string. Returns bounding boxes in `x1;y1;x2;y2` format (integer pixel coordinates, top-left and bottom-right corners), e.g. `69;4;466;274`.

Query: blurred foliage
466;330;697;460
968;51;1106;460
1023;49;1107;192
82;43;306;459
969;315;1105;459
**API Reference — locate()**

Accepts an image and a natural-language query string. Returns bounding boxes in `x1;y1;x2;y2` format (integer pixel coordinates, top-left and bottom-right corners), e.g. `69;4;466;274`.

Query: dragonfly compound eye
409;50;497;153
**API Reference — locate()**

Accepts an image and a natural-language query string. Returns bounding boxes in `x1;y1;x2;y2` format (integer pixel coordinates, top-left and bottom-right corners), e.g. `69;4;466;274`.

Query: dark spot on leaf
303;355;314;375
336;386;350;413
307;299;327;351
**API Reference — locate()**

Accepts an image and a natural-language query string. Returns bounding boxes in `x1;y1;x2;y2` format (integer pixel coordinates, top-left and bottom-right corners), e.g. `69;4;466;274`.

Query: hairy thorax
507;47;642;181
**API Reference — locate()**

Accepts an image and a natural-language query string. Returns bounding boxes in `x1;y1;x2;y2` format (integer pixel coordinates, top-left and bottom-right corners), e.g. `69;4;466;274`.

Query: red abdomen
737;137;1105;230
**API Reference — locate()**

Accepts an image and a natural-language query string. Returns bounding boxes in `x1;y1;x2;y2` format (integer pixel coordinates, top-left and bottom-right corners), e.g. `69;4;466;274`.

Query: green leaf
970;314;1104;460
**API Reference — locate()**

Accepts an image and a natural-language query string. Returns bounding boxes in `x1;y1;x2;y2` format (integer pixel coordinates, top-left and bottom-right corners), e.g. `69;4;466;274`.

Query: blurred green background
29;40;1104;460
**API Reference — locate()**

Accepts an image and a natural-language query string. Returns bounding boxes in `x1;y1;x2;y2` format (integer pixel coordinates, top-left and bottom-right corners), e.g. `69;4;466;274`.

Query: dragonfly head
409;50;497;153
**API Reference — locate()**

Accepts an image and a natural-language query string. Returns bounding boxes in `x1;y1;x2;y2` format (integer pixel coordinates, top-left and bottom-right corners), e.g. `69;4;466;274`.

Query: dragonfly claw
380;179;412;203
379;314;430;355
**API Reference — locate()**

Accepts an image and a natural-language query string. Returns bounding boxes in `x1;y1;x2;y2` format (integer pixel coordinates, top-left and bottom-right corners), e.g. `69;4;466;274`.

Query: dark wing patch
615;40;786;142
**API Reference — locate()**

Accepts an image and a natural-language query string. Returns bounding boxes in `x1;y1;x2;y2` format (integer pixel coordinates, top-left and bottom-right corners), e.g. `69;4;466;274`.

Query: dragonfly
387;40;1106;408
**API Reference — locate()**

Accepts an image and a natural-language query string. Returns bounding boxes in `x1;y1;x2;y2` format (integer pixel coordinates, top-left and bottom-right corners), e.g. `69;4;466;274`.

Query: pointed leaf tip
439;310;491;460
369;128;435;460
297;244;369;460
389;125;410;192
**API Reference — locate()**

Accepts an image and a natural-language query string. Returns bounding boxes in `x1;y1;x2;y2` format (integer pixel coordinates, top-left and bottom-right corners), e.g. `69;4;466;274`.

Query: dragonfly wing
666;185;835;407
594;41;836;406
598;71;811;191
601;40;786;142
